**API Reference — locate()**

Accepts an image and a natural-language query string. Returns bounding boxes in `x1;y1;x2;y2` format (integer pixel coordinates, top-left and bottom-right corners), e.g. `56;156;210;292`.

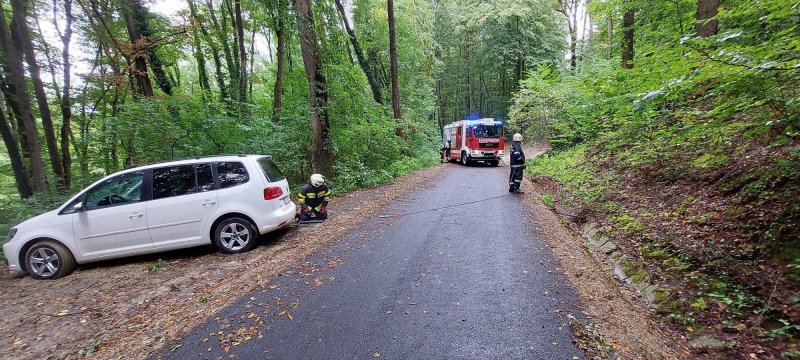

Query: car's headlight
7;228;17;241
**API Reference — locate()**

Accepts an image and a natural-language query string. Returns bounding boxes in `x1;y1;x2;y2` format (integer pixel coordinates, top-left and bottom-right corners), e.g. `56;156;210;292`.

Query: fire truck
442;118;505;166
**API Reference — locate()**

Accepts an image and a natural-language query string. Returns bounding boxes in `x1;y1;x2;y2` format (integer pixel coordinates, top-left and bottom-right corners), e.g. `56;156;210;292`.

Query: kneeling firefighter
509;133;526;193
298;174;331;221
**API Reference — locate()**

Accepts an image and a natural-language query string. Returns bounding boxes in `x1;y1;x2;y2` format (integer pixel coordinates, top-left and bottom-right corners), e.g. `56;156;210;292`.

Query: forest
0;0;797;356
0;0;568;238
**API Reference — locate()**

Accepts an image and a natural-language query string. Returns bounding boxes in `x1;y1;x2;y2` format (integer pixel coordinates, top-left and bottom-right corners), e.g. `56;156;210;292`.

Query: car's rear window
257;157;286;182
216;162;250;188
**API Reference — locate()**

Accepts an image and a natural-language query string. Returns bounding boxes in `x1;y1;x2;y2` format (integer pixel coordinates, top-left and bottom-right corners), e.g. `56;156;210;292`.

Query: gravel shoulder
0;165;452;360
520;173;689;359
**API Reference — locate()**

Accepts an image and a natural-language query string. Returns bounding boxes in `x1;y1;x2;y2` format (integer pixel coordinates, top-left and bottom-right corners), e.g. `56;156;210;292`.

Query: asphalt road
161;163;584;359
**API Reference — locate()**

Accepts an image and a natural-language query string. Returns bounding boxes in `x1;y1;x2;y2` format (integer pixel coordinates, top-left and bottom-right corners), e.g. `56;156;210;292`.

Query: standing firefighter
509;133;526;193
298;174;331;222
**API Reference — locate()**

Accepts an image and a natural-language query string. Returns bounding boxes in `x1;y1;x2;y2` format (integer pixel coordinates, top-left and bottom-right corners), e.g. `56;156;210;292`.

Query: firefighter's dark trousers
300;210;327;221
509;165;524;192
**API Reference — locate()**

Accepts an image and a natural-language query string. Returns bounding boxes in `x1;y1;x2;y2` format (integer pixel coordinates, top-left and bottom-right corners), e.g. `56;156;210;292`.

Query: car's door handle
129;212;144;219
202;200;217;207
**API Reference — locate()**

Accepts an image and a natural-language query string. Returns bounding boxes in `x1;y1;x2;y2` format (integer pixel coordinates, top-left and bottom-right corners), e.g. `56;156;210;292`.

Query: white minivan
3;155;297;280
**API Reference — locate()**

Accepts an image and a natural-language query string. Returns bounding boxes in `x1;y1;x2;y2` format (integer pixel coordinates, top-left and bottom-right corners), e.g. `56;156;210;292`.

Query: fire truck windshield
471;125;503;138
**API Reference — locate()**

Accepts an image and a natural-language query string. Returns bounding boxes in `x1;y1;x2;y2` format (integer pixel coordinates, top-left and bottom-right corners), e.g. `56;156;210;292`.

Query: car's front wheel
214;217;259;254
25;240;77;280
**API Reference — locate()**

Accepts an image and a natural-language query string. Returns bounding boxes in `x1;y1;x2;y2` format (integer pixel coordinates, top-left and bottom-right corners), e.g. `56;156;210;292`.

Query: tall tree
621;9;634;69
192;0;229;102
206;0;237;102
293;0;332;175
234;0;247;102
0;76;31;197
557;0;580;69
607;14;613;59
11;0;65;187
54;0;74;188
120;0;174;96
267;0;287;122
188;0;212;94
695;0;720;37
0;0;47;192
335;0;383;105
388;0;402;121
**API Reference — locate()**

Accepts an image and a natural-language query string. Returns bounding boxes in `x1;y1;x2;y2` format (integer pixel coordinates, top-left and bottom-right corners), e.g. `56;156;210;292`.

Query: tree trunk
188;0;211;94
234;0;247;103
0;81;31;197
607;15;613;59
621;10;634;69
58;0;74;188
293;0;332;175
569;25;577;69
121;3;154;97
222;0;240;99
11;0;65;187
206;0;236;101
195;0;229;102
0;1;48;192
271;10;285;123
334;0;383;105
248;27;255;99
388;0;402;121
121;0;173;96
695;0;720;37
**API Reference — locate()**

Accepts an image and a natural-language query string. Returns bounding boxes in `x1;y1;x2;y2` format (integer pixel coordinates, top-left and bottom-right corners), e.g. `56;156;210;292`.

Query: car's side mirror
73;202;84;212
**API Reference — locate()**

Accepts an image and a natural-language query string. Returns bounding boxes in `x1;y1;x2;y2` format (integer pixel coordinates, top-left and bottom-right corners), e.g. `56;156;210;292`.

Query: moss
631;270;650;284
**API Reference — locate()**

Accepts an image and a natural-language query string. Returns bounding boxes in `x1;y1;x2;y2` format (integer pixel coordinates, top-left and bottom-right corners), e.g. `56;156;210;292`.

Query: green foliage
527;146;612;202
511;0;800;346
147;259;167;274
538;194;554;208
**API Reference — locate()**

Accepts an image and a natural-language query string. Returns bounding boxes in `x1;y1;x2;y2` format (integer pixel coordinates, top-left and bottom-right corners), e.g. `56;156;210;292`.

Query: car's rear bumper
257;200;297;234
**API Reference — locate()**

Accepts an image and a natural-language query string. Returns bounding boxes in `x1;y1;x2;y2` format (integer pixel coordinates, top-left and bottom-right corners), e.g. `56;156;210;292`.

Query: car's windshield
472;125;503;138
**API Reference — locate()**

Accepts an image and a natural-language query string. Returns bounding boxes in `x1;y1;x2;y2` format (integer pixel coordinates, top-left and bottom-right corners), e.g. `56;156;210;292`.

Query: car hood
14;209;61;232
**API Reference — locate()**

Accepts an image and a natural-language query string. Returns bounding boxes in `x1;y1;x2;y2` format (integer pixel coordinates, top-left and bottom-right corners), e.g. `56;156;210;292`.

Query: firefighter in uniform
509;133;526;193
440;140;452;163
297;174;331;221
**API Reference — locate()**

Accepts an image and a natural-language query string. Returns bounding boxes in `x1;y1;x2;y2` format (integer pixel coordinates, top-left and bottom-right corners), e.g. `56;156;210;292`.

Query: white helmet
513;133;523;142
310;174;326;187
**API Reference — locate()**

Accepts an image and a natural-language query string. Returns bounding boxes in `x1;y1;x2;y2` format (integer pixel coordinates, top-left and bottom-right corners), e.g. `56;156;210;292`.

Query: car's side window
85;171;145;211
217;162;249;189
153;165;197;200
197;163;215;192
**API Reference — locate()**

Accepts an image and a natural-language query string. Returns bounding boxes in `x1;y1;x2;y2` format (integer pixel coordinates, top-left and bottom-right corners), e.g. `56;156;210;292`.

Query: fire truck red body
442;118;505;166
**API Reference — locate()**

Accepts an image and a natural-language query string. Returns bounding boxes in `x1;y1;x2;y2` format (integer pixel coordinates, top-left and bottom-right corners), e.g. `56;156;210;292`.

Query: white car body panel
147;191;219;249
74;202;152;259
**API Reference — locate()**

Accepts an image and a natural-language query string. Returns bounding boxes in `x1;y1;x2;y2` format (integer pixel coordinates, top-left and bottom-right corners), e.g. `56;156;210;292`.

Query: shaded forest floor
528;139;800;359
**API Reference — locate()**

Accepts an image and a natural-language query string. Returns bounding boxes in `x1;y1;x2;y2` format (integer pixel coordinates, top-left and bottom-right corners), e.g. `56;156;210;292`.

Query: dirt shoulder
519;160;688;359
0;164;452;360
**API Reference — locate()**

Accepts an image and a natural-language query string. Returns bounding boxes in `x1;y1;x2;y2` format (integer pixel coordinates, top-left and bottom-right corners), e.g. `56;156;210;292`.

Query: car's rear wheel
214;217;258;254
25;240;76;280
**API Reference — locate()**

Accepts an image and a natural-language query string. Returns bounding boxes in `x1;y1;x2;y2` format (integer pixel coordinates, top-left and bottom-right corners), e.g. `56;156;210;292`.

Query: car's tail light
263;186;284;200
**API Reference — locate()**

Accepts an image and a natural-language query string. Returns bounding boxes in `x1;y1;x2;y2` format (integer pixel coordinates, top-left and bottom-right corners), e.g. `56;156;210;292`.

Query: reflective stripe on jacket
298;183;330;210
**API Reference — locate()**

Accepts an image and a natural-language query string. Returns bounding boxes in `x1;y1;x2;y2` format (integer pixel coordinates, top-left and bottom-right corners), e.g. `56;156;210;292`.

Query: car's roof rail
124;154;269;169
